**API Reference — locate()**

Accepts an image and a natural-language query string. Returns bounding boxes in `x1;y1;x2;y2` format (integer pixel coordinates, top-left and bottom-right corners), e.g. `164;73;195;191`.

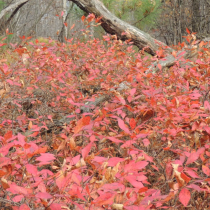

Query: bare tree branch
0;1;28;33
0;0;29;20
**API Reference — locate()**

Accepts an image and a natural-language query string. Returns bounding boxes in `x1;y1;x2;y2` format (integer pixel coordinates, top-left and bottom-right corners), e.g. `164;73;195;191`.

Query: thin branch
0;0;29;20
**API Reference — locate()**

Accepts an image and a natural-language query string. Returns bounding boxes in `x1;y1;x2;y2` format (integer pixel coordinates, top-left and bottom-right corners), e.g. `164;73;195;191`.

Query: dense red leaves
0;19;209;209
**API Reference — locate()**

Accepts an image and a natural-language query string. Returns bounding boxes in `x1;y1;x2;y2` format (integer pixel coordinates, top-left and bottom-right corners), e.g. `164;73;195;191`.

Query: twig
0;197;21;206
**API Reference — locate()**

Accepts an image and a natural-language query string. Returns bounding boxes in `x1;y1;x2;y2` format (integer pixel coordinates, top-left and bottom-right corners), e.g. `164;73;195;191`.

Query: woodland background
0;0;210;45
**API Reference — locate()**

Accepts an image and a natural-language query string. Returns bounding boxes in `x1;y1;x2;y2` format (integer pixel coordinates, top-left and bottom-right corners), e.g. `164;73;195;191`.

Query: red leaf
204;101;210;111
95;16;102;23
121;140;136;148
186;151;199;165
50;203;62;210
142;138;150;147
157;63;162;70
64;22;68;27
92;192;115;206
4;130;12;142
36;192;52;199
19;204;30;210
125;161;148;172
181;172;191;183
74;119;84;134
74;116;91;134
7;183;28;195
68;184;86;201
192;121;199;131
103;183;125;192
202;165;210;176
151;165;159;171
81;15;86;22
179;188;191;207
130;88;136;96
61;11;64;17
70;24;75;30
17;133;26;146
87;14;95;22
0;43;6;47
136;73;141;82
185;169;199;178
0;170;6;177
206;151;210;157
165;162;173;180
108;157;124;167
129;118;136;130
26;164;38;175
0;157;11;167
138;187;148;193
36;146;48;154
23;143;32;150
82;116;91;125
204;126;210;134
125;175;144;188
187;184;202;192
107;136;123;143
82;142;93;159
36;153;55;165
56;171;67;190
186;28;191;34
86;185;91;197
163;147;171;151
117;118;130;134
12;195;24;202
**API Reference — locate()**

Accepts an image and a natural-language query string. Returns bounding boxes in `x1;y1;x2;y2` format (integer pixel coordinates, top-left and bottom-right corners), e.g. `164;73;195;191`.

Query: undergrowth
0;15;210;210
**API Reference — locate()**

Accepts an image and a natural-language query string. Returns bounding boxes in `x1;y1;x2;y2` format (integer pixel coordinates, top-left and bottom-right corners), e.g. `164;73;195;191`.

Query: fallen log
69;0;206;72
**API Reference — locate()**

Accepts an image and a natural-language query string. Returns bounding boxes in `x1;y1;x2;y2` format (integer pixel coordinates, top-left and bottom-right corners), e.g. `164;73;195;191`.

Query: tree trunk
192;0;201;33
59;1;74;42
59;0;67;42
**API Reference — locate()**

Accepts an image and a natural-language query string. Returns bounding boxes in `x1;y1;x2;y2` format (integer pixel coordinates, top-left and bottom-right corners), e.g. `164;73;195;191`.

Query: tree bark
192;0;201;33
59;0;73;42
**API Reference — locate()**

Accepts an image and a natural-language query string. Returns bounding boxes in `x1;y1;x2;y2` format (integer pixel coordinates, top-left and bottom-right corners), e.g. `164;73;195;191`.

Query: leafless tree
154;0;210;45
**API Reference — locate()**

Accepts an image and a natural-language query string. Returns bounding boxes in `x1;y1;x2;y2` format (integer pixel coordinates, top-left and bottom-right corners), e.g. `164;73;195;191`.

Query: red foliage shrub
0;17;210;209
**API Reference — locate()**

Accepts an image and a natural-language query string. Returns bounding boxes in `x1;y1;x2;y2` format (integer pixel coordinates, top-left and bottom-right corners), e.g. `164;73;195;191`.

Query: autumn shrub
0;15;210;210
